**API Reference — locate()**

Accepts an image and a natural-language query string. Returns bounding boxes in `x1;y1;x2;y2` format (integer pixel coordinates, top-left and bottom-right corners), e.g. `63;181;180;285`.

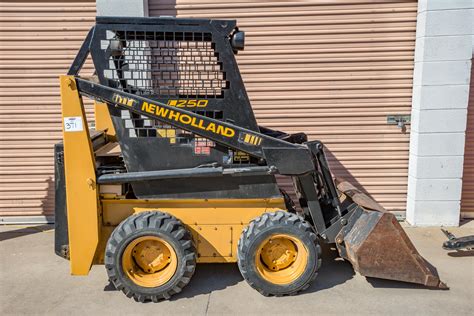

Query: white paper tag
64;116;83;132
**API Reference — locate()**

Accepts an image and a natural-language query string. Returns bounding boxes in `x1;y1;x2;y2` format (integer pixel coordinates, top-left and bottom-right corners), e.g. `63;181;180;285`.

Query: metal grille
101;30;227;98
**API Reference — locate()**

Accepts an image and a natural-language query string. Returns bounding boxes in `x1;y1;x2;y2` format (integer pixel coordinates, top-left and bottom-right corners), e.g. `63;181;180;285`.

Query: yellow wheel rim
122;236;177;288
255;234;308;285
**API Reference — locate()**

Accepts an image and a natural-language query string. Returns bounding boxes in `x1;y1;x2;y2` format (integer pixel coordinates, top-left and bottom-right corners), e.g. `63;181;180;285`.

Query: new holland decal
112;93;235;138
142;101;235;138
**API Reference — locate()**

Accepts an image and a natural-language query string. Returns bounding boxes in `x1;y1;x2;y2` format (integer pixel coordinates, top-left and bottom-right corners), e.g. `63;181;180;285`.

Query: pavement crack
205;292;211;315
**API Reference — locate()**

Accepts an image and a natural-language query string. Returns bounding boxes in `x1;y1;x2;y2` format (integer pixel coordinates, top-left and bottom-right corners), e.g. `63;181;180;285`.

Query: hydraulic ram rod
75;78;303;159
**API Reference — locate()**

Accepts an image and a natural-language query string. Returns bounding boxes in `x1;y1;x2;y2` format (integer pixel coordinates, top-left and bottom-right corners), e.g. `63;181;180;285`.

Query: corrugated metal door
461;58;474;218
149;0;417;211
0;1;95;221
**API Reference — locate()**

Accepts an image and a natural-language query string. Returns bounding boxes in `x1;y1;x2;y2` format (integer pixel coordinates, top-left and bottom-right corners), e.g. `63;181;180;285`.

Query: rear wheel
105;211;196;302
237;211;321;296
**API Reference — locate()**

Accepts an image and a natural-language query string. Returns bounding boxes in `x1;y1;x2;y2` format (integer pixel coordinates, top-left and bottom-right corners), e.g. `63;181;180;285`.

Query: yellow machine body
97;197;285;265
59;76;286;275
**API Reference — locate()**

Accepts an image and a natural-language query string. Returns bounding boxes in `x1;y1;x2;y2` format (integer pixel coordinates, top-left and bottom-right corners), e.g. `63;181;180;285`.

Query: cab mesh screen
101;30;227;98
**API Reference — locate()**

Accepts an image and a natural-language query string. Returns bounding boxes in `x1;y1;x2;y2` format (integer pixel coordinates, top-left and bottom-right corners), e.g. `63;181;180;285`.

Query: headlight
231;31;245;51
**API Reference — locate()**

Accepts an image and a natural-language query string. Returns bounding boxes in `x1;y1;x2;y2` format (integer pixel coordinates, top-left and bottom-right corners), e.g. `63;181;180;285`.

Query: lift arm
76;78;315;175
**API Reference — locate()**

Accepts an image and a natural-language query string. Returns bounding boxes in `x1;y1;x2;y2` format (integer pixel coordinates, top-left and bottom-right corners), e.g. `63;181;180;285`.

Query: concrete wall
407;0;474;226
96;0;148;17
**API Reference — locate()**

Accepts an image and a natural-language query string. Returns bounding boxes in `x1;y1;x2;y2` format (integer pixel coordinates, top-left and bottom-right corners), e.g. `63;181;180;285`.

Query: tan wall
0;0;418;219
149;0;418;211
0;1;96;218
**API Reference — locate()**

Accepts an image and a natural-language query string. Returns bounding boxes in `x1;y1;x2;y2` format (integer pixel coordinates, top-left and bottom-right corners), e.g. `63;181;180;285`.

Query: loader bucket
335;180;448;289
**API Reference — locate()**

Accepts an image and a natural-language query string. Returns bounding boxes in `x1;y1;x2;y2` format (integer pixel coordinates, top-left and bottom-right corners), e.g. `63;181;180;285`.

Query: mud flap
335;179;448;289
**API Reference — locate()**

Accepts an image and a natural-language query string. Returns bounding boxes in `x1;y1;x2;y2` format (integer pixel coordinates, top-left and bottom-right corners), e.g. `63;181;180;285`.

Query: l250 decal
112;93;234;138
167;99;208;108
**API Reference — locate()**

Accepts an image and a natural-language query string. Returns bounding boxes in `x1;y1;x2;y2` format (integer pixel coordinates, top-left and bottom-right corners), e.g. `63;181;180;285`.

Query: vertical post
406;0;473;226
60;76;99;275
96;0;148;17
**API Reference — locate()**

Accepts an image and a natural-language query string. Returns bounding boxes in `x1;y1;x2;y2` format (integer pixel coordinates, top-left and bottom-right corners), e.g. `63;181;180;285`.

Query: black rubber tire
105;211;196;302
237;211;321;296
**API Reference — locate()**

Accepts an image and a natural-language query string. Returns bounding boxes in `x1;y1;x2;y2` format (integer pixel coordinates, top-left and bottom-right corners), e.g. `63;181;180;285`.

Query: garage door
149;0;417;212
461;58;474;218
0;1;95;221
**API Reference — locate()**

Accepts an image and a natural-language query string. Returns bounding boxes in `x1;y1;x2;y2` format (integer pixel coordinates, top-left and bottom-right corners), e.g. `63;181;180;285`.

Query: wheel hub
122;236;178;288
260;237;297;271
255;234;309;285
133;240;171;273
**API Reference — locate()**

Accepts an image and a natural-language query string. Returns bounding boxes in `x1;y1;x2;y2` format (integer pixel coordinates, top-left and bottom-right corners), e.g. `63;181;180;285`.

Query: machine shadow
447;250;474;257
302;243;355;294
40;176;55;223
103;263;243;298
173;243;353;301
366;278;429;290
0;224;53;242
170;263;242;300
173;243;356;299
324;149;375;199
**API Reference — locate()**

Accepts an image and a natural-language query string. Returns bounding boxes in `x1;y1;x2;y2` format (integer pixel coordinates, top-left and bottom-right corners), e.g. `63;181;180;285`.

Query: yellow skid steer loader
55;17;446;302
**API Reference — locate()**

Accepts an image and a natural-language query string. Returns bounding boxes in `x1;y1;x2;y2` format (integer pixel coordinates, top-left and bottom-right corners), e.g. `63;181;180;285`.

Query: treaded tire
105;211;196;302
237;211;321;296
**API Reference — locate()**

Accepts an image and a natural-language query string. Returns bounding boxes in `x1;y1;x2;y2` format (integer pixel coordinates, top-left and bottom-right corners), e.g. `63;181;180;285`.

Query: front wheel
237;211;321;296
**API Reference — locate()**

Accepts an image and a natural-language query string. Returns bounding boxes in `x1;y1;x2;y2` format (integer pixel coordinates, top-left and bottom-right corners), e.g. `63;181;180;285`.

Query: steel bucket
335;179;448;289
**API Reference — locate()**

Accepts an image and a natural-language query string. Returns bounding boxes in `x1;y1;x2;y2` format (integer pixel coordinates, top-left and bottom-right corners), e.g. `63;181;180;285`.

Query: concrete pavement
0;222;473;315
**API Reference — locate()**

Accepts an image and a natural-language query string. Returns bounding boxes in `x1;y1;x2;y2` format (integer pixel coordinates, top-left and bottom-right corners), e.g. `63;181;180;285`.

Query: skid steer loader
55;17;446;302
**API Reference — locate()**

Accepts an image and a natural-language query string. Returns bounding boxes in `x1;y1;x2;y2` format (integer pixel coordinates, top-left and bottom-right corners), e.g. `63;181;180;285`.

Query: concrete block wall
406;0;474;226
97;0;148;17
